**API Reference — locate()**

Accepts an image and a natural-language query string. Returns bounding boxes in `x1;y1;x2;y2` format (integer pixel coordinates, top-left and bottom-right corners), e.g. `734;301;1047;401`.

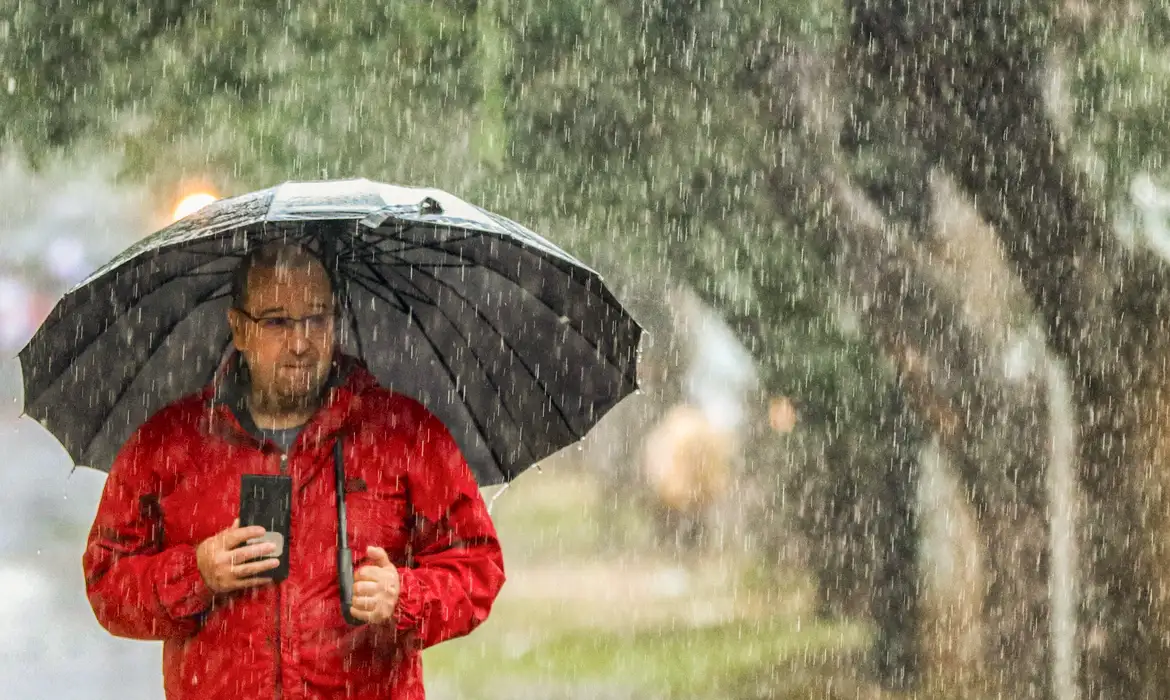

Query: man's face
228;261;335;410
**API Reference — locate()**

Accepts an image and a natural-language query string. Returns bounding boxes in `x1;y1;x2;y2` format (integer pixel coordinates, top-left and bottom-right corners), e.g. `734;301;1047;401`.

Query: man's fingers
351;595;374;611
229;542;278;563
229;576;274;591
223;525;268;548
355;565;388;582
354;581;381;596
351;595;383;614
231;557;281;579
349;605;372;622
365;546;393;568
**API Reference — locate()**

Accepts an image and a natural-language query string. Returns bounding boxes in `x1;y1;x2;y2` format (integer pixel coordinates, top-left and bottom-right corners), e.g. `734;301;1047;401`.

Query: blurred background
4;1;1170;699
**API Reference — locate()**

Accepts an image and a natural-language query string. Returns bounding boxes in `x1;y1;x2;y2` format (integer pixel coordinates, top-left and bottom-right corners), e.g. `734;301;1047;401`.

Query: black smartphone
238;474;293;582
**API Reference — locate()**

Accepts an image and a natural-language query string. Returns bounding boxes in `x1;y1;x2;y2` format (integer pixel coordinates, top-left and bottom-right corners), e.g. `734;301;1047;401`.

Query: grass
426;611;871;699
419;460;880;700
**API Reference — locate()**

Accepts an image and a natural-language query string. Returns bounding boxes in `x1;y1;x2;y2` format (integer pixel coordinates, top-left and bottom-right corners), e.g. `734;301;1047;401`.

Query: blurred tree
506;2;1053;695
0;1;486;195
0;0;986;691
11;0;1170;697
500;8;925;686
850;0;1170;696
1;0;911;685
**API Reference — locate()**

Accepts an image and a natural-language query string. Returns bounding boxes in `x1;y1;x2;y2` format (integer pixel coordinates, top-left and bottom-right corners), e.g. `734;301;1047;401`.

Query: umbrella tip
486;482;512;515
420;197;443;215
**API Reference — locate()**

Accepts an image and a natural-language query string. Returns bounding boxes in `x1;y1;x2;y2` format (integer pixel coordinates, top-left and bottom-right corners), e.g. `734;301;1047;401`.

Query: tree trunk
869;384;924;690
847;1;1170;696
751;42;1054;696
826;164;1054;699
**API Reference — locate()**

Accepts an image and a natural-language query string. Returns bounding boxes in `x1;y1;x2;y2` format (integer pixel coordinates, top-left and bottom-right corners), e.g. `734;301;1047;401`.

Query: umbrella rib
361;230;628;375
354;259;564;446
175;248;248;260
358;255;453;310
361;228;482;257
348;277;517;472
78;282;231;458
174;270;239;278
346;276;408;313
372;250;476;273
348;267;434;307
366;224;572;273
355;244;594;381
395;264;579;438
361;261;439;307
28;257;236;395
359;248;475;271
30;245;242;342
361;230;633;393
438;245;622;373
395;300;528;475
370;230;623;371
387;262;475;270
339;286;367;363
376;265;537;449
347;233;475;274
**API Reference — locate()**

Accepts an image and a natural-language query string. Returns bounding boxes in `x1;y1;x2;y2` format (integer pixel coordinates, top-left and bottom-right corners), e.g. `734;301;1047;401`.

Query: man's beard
259;371;328;414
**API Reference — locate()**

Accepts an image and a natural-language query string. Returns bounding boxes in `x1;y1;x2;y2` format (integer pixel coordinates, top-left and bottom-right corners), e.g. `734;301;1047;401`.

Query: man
83;242;505;699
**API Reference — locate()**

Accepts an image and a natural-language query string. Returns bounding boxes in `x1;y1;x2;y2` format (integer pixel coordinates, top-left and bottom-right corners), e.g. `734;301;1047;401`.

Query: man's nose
287;323;312;354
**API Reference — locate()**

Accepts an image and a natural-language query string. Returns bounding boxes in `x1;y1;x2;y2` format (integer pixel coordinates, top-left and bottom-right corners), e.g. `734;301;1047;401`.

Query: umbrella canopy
19;179;642;486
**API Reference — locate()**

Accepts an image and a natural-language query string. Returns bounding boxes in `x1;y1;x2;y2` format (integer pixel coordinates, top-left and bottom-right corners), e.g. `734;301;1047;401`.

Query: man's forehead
246;263;334;305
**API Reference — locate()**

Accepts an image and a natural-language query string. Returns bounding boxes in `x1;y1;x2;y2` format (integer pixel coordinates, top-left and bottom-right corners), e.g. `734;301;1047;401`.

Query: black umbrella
20;178;642;485
19;178;642;623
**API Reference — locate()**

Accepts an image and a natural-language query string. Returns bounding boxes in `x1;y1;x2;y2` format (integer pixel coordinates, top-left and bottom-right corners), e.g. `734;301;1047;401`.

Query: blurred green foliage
4;3;1170;616
2;0;1167;385
1065;1;1170;196
0;0;880;420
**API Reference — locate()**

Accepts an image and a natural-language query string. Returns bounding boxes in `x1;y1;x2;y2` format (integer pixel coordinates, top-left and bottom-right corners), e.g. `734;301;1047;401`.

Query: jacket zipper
275;451;288;700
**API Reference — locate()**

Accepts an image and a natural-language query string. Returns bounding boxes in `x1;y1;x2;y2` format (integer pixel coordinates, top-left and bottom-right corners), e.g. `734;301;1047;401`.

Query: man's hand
350;546;401;624
195;519;280;594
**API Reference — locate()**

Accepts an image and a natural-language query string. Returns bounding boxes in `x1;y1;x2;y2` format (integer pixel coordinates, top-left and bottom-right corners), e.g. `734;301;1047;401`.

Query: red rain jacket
83;354;506;699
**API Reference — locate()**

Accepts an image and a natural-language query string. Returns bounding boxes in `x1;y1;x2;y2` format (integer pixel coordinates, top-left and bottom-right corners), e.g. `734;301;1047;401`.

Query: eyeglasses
235;308;335;334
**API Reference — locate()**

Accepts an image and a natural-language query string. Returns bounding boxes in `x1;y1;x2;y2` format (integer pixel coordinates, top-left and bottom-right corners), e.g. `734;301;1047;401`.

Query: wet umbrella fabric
19;179;642;487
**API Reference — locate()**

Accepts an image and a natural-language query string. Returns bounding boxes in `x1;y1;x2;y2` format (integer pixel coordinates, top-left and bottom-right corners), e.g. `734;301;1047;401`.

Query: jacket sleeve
82;418;214;640
388;411;506;650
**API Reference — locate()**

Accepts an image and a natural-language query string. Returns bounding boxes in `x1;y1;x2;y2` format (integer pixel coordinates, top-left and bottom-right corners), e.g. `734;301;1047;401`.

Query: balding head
231;242;332;311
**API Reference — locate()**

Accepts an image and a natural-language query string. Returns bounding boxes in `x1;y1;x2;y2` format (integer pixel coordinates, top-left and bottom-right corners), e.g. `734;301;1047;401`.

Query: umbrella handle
335;439;365;626
338;546;363;626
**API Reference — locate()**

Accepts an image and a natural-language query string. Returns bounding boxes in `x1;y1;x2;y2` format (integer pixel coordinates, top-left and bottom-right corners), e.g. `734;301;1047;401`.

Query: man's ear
227;308;246;350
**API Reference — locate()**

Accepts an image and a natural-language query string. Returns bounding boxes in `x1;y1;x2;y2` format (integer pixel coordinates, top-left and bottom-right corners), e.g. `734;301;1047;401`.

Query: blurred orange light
768;396;798;434
172;192;218;221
